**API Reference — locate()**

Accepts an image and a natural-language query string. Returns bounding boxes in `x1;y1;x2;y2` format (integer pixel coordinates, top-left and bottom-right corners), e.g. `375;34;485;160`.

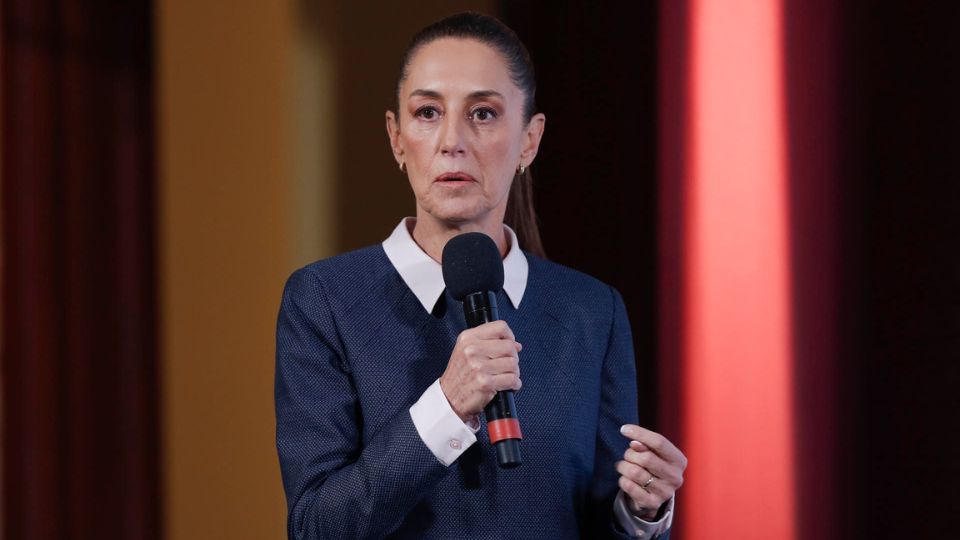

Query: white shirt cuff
613;490;674;538
409;378;479;466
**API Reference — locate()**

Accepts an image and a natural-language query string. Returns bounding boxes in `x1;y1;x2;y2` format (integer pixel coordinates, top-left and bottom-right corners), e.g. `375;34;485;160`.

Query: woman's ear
385;110;404;166
520;113;546;166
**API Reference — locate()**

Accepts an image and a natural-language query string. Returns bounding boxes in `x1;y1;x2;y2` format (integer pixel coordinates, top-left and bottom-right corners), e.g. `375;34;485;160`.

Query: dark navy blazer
275;245;665;539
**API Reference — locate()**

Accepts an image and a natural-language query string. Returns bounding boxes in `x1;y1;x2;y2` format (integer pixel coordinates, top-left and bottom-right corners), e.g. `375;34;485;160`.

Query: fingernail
620;425;633;435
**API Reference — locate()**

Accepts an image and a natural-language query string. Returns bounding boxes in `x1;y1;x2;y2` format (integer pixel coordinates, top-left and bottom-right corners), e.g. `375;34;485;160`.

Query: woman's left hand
616;424;687;520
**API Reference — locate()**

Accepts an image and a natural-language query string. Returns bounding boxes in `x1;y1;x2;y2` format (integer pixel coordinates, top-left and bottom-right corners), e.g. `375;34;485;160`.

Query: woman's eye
470;107;497;122
415;106;440;120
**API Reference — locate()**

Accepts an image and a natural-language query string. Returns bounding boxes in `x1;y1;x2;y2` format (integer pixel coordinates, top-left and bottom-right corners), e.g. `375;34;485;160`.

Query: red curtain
1;1;160;538
658;1;839;538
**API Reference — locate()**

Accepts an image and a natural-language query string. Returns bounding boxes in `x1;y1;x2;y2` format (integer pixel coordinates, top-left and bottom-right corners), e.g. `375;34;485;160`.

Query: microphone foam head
441;232;505;301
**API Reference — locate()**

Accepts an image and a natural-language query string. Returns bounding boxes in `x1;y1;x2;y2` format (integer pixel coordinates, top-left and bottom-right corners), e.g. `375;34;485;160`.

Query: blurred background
2;1;957;539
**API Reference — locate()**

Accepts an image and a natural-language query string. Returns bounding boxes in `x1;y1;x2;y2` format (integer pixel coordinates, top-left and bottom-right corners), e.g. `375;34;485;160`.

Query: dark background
502;0;661;433
835;2;960;537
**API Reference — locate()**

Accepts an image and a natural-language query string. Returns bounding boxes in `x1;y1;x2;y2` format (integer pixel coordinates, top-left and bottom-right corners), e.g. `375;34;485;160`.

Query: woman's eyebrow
407;89;505;100
409;89;443;99
466;90;505;100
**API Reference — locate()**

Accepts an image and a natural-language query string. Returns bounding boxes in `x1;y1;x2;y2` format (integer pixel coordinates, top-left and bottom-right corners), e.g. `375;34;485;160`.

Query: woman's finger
622;448;682;486
489;372;522;392
485;356;520;377
616;460;652;488
629;440;649;452
469;339;521;361
617;461;676;502
469;320;516;341
620;424;687;466
618;475;664;511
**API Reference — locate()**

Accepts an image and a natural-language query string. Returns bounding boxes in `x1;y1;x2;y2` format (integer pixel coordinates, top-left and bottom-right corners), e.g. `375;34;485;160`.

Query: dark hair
394;12;546;258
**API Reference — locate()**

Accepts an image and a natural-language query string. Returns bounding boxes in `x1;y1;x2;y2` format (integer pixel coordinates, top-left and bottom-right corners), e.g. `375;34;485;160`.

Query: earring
517;163;526;175
399;160;406;173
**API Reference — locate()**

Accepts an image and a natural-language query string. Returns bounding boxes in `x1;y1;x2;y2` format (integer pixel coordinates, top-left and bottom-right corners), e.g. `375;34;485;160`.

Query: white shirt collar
382;217;529;313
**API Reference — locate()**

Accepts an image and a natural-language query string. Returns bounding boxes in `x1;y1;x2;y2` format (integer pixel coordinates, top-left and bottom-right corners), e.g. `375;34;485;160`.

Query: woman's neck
410;211;508;263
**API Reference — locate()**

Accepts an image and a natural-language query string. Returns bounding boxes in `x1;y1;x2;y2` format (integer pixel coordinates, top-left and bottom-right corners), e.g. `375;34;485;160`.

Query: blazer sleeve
584;286;671;540
275;267;450;539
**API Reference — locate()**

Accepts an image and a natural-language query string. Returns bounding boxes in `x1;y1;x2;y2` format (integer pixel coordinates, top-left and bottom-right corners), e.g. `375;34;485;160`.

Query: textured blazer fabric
275;245;655;539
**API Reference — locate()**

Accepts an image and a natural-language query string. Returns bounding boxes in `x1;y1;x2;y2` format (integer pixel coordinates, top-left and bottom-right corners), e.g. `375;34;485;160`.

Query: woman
275;12;686;539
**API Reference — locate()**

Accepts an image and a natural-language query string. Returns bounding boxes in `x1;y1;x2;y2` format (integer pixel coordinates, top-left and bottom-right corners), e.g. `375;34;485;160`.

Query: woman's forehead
402;38;519;100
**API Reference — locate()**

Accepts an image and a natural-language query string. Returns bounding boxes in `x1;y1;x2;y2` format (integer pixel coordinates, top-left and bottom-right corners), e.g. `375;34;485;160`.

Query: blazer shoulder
524;253;621;316
285;244;397;312
298;244;390;278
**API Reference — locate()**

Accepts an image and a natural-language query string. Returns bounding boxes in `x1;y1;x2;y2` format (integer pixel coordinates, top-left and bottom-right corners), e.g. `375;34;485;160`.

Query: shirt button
449;439;462;450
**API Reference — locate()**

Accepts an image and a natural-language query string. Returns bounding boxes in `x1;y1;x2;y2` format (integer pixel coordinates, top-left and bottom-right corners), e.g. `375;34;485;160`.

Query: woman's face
386;38;545;228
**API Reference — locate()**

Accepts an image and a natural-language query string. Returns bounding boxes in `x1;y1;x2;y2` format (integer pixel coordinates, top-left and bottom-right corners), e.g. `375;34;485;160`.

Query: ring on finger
641;475;658;491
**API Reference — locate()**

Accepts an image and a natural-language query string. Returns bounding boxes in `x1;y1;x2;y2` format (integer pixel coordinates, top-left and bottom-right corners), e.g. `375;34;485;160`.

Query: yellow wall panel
156;1;295;538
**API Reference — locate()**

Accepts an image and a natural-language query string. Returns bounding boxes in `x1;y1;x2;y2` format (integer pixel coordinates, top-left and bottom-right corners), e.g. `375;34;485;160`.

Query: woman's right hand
439;320;522;422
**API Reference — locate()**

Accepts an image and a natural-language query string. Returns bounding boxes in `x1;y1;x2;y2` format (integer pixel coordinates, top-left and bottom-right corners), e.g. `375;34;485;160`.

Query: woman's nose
438;115;466;156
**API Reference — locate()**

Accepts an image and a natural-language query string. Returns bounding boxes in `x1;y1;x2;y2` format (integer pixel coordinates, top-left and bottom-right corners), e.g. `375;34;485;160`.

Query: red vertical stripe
662;1;796;538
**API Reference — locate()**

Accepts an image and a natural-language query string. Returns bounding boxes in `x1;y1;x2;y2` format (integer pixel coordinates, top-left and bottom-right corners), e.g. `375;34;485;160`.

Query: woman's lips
435;172;477;184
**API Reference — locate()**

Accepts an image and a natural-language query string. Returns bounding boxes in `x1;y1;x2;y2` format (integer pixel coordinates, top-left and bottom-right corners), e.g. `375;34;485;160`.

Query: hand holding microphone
441;232;524;468
438;321;522;423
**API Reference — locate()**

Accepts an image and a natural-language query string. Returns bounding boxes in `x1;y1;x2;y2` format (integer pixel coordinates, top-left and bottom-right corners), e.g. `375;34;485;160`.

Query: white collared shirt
382;217;528;313
384;218;673;538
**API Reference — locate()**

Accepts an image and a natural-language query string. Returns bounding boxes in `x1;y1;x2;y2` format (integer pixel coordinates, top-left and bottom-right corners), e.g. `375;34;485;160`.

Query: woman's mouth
435;172;477;185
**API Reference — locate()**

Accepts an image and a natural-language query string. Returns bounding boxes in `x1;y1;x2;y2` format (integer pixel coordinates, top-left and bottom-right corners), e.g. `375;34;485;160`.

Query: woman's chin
424;204;489;226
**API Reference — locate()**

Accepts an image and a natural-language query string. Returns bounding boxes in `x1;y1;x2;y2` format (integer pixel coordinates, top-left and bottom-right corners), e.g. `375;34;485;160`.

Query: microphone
442;232;522;468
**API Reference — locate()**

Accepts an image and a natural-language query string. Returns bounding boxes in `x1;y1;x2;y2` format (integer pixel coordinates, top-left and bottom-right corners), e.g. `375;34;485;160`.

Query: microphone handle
463;291;523;468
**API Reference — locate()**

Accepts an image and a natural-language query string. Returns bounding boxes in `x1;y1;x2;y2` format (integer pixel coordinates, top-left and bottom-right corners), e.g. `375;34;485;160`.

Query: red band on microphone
487;418;522;444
